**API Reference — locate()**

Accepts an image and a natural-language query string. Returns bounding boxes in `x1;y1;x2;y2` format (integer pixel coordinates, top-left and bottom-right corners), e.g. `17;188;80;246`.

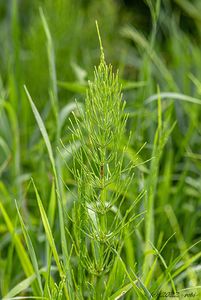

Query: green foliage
0;0;201;299
68;35;144;298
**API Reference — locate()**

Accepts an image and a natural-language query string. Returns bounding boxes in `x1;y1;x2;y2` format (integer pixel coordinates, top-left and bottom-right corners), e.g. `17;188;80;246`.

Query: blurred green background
0;0;201;298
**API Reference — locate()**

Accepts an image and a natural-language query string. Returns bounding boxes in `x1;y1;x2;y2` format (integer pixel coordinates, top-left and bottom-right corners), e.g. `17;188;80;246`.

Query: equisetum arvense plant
68;26;143;298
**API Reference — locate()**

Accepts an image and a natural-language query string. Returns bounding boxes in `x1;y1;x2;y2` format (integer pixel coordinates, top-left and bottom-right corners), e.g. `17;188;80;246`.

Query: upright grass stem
40;9;74;298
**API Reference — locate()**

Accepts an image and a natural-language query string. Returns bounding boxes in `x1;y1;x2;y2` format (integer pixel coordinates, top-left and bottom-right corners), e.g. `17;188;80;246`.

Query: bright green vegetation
0;1;201;299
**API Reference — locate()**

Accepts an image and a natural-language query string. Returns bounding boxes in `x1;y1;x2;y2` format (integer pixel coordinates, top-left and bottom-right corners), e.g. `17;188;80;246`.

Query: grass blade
24;86;55;172
109;283;133;300
0;201;39;296
145;92;201;105
2;275;37;300
16;201;43;295
32;180;63;278
24;85;73;299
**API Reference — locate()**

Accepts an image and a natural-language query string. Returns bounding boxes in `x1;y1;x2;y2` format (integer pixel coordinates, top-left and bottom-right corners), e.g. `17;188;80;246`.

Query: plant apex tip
95;20;105;63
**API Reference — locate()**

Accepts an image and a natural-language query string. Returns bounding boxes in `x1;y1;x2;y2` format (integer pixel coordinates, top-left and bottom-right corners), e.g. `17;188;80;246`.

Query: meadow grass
0;0;201;299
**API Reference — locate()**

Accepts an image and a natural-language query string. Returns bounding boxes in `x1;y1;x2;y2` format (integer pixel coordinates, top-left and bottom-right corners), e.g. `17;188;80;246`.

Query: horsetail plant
68;25;145;299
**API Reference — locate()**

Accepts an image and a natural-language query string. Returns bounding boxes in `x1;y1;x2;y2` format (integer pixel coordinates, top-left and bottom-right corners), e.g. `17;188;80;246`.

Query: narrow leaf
24;85;55;171
109;283;132;300
16;201;43;295
3;274;37;300
32;180;63;278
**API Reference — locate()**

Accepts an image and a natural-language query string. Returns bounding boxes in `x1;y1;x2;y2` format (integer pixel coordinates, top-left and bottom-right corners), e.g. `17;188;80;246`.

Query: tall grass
0;0;201;299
